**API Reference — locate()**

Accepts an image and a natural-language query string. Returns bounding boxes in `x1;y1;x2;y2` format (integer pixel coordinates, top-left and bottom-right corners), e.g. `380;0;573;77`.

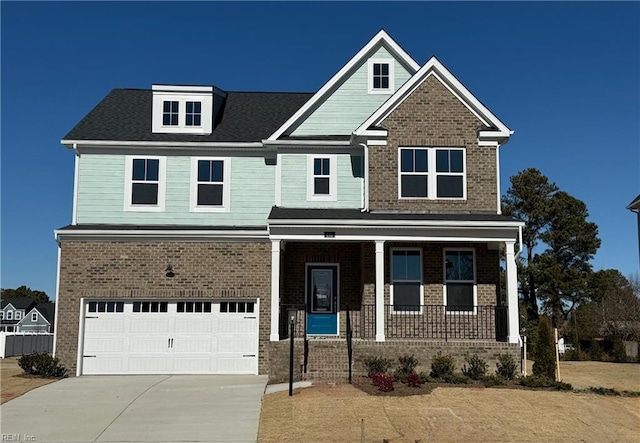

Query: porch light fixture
165;264;175;278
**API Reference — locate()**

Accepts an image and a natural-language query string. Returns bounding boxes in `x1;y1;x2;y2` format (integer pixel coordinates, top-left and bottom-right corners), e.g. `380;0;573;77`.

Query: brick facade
369;75;498;212
56;240;271;375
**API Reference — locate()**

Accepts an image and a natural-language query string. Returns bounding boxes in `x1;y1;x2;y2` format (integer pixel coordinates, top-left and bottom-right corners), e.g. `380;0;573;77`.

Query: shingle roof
627;194;640;211
1;297;38;310
56;224;266;231
63;89;313;143
268;207;520;222
33;303;55;325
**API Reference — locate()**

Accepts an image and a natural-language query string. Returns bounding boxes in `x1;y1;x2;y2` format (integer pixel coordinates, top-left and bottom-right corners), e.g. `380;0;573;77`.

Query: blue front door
306;265;338;335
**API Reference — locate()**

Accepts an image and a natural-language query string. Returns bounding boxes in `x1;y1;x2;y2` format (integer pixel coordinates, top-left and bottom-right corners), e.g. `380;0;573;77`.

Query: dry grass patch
1;357;59;404
259;384;640;443
559;361;640;391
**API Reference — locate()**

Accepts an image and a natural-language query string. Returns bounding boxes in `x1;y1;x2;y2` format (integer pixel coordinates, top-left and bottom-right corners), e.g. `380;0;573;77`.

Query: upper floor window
391;249;422;312
444;249;476;312
399;147;465;200
307;155;337;201
368;58;394;94
124;156;167;212
14;312;21;320
0;311;4;320
190;157;230;212
186;101;202;126
162;101;179;126
31;312;38;322
6;311;12;320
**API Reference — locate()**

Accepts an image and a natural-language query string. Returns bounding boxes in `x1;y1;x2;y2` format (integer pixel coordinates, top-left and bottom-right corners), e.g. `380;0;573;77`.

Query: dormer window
368;58;394;94
152;85;213;134
162;101;179;126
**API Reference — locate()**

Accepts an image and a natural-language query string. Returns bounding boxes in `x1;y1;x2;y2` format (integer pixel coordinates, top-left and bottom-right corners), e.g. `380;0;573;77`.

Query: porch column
505;240;520;344
270;240;281;341
375;240;385;342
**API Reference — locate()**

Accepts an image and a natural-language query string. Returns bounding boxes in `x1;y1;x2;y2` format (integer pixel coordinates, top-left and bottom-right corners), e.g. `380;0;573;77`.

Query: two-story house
55;30;523;379
1;298;54;333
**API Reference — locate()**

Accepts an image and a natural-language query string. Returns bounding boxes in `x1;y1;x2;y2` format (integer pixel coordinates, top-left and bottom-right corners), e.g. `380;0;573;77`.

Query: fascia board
55;229;270;243
267;30;420;141
268;219;524;228
354;57;512;138
61;140;264;149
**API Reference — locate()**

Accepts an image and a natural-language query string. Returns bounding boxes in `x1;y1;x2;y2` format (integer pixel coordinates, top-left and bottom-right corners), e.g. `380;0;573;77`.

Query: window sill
124;205;166;212
189;206;229;213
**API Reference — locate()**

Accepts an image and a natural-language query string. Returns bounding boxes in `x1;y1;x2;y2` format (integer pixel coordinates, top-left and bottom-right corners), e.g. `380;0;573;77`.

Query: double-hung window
125;156;166;211
0;312;3;320
162;101;179;126
368;58;394;94
6;311;12;320
190;158;229;212
307;155;336;201
444;249;476;312
14;312;21;320
31;312;38;322
391;249;422;312
399;147;465;199
186;101;202;126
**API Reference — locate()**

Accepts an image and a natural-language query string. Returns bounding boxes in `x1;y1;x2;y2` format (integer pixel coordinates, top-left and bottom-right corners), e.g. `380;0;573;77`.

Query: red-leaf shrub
371;372;395;392
406;371;423;387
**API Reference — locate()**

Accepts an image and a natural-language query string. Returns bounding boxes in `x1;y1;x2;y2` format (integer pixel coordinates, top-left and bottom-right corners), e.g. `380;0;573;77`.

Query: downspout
359;143;369;212
496;144;501;215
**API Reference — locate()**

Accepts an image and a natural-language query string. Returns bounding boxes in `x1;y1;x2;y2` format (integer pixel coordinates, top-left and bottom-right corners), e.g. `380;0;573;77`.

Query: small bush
496;354;518;380
482;374;505;387
461;354;488;380
398;354;419;374
588;386;621;396
406;372;423;387
392;368;407;383
419;371;432;383
563;349;588;361
610;336;628;363
18;353;68;378
363;356;394;377
443;373;470;384
518;375;572;391
371;372;395;392
430;353;455;379
589;340;603;361
533;317;556;380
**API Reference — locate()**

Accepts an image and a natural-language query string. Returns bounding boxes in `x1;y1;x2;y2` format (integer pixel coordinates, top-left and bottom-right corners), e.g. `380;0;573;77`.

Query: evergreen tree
533;316;556;380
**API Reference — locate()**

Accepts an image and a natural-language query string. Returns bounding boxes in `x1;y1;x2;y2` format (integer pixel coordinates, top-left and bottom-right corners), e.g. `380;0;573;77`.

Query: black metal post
289;315;295;396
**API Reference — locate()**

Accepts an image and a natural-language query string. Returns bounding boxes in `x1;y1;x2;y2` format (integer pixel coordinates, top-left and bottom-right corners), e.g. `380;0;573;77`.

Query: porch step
302;339;353;382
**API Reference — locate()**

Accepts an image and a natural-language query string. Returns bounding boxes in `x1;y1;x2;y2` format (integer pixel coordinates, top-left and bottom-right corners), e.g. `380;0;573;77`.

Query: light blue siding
280;154;362;208
76;154;275;226
292;45;413;136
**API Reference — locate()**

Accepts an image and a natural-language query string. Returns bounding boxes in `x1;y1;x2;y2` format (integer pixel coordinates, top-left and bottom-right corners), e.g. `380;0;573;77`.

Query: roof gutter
61;139;264;149
261;139;352;147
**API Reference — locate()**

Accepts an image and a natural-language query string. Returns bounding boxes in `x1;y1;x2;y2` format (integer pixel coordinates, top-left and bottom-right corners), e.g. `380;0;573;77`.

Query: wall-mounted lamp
165;264;175;278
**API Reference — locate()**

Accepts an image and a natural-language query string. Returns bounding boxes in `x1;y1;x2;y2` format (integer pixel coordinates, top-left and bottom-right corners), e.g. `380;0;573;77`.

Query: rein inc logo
1;435;36;441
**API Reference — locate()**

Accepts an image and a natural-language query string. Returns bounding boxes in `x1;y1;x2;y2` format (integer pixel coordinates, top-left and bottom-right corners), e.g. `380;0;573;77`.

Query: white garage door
81;300;258;375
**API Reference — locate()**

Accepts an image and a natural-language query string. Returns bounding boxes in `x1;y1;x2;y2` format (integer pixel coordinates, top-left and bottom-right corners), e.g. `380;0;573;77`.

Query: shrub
496;354;518;380
461;354;487;380
482;374;505;387
610;336;628;363
430;353;455;379
589;386;621;396
419;371;432;383
533;317;556;380
589;340;603;361
406;372;423;388
362;356;394;377
518;375;572;391
371;372;395;392
443;373;470;384
392;368;407;383
18;353;68;378
563;349;587;361
398;354;419;375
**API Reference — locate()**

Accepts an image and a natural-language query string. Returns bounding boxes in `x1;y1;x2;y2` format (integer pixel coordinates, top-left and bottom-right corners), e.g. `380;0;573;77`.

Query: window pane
246;303;254;313
133;302;141;312
186;302;193;313
195;302;203;313
177;302;185;313
132;183;158;204
400;149;413;172
314;158;321;175
163;101;171;112
229;302;237;313
171;101;178;113
405;251;421;280
170;114;178;125
401;175;428;197
322;158;330;175
98;302;106;313
107;302;115;313
88;302;96;313
211;161;224;182
436;150;449;172
162;114;171;126
314;177;329;195
437;176;463;198
381;63;389;75
450;150;463;172
186;114;193;126
459;251;474;280
220;302;228;313
238;303;246;313
203;303;211;313
198;160;211;182
160;302;167;313
186;102;193;113
373;63;381;75
146;159;159;181
381;77;389;89
150;302;159;313
414;149;428;172
194;102;201;113
373;77;381;89
392;252;407;280
198;184;223;206
132;159;146;180
193;115;201;126
446;283;474;311
393;282;420;311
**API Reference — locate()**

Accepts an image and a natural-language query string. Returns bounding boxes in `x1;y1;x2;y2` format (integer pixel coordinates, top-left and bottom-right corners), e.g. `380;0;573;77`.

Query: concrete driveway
1;374;268;443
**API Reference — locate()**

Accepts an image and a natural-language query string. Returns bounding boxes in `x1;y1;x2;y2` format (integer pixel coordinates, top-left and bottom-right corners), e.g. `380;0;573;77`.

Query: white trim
189;157;231;213
366;139;387;146
123;155;167;212
269;218;524;228
305;263;340;337
375;240;385;342
270;240;281;341
275;153;282;206
53;246;61;356
14;311;21;320
505;241;520;343
6;311;12;321
443;248;477;314
390;248;424;314
496;145;502;215
62;140;264;149
354;57;512;142
368;58;395;94
152;85;213;93
31;312;38;322
262;139;352;147
72;149;79;225
55;228;269;243
152;90;213;135
76;298;86;376
268;30;420;140
307;155;337;201
360;143;369;211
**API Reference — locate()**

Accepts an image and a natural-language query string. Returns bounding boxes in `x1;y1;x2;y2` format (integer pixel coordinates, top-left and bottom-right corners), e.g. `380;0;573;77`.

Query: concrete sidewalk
1;375;268;442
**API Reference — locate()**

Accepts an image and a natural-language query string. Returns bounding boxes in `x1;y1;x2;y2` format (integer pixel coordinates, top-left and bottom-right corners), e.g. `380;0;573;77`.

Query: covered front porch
268;208;523;345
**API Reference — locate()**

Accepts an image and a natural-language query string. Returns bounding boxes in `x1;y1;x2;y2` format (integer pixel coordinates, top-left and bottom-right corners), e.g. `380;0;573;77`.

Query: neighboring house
55;30;524;378
627;194;640;265
0;298;55;333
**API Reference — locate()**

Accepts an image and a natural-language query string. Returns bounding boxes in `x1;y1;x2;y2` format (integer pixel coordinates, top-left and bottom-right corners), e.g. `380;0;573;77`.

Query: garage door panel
82;300;258;375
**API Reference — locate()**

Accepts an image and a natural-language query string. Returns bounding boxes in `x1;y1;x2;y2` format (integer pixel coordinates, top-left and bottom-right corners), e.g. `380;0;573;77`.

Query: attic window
368;58;394;94
152;85;213;134
186;101;202;126
162;101;179;126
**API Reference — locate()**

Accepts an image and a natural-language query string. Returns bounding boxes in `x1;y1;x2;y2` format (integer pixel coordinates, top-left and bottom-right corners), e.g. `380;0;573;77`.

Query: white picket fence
0;332;54;358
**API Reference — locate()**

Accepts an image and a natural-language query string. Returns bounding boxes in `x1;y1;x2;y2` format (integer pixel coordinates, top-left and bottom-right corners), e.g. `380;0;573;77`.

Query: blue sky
1;1;639;299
